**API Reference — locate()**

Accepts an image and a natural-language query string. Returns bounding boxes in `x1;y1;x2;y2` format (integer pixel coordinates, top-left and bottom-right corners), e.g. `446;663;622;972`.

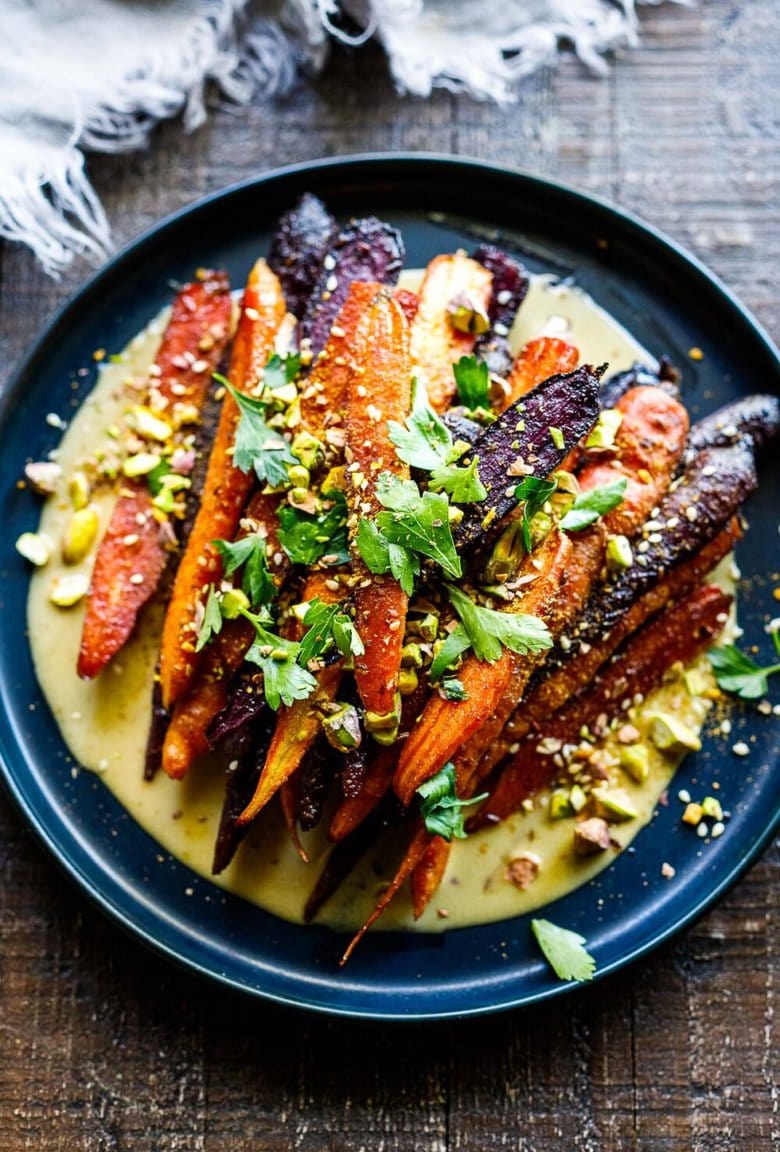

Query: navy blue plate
1;156;778;1020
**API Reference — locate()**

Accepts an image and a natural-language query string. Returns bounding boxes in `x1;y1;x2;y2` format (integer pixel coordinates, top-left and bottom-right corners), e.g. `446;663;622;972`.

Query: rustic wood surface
0;2;777;1149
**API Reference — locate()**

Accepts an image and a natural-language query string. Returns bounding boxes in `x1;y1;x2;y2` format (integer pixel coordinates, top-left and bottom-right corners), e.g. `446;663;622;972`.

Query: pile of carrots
72;194;775;962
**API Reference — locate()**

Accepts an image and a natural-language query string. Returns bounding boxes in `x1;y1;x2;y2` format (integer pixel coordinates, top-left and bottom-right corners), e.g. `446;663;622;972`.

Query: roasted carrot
477;584;732;825
340;822;429;966
347;291;413;721
409;254;492;412
236;570;343;825
502;337;579;411
410;835;449;919
394;287;419;324
159;260;286;708
299;279;382;441
77;271;232;679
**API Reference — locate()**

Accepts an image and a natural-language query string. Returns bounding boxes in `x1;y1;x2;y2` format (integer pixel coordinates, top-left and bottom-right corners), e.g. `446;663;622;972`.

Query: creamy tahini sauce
28;276;720;933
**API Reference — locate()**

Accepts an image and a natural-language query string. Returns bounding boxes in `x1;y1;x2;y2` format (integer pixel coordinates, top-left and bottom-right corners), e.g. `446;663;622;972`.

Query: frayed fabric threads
0;0;688;275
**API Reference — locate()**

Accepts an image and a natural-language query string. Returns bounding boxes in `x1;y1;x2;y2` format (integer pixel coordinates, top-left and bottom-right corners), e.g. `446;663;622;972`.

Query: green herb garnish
453;355;490;413
440;678;468;701
375;474;462;578
212;534;276;607
216;372;297;489
531;918;596;983
416;763;487;842
298;598;364;668
709;630;780;699
428;624;472;682
277;490;349;566
558;478;627;532
355;519;420;597
446;584;552;664
514;476;558;553
195;584;223;652
429;456;487;504
389;379;486;504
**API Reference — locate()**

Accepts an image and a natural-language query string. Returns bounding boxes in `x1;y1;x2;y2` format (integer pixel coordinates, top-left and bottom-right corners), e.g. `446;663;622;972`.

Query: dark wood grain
0;2;777;1148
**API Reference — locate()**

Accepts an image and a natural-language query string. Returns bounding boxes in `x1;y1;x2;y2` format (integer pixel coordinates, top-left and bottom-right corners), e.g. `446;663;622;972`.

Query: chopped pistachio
68;470;91;510
287;464;311;490
569;784;588;813
646;711;702;754
573;816;611;855
365;693;402;745
619;743;649;783
49;573;89;608
484;520;525;585
447;292;490;335
62;506;99;564
701;795;723;821
549;426;565;450
317;702;362;751
129;405;172;442
585;407;623;450
606;534;633;571
549;789;574;820
401;643;423;669
16;531;53;567
683;668;709;697
412;613;439;643
291;431;324;473
24;460;62;495
122;452;161;478
398;667;419;696
592;787;638;822
529;510;553;550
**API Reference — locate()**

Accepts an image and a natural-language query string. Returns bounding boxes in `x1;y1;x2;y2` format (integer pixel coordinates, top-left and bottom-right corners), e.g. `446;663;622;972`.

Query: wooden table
1;2;777;1147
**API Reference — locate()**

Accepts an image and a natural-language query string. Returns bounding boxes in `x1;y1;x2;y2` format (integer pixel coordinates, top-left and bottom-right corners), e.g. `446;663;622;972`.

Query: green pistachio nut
68;471;91;510
548;789;574;820
646;710;702;755
291;431;324;473
401;643;424;669
287;464;311;490
398;667;419;696
365;693;402;745
592;787;638;822
619;743;649;783
319;703;362;752
484;520;525;585
606;534;633;571
62;505;99;565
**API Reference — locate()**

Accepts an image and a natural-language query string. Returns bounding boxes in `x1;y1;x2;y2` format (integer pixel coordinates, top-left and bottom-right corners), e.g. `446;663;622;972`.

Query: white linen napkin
0;0;686;275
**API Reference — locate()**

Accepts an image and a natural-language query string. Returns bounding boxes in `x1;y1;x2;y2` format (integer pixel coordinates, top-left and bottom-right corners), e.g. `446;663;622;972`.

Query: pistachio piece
365;692;402;745
606;534;633;571
585;407;623;449
484;520;525;585
318;702;361;752
573;816;611;855
683;668;709;697
401;643;423;669
549;789;574;820
49;572;89;608
447;292;490;336
410;612;439;643
129;405;172;442
122;452;161;478
291;431;324;473
62;505;99;564
16;531;53;567
569;783;588;813
619;743;649;783
592;787;638;822
398;667;419;696
68;470;91;510
24;460;62;495
646;710;702;754
701;795;723;821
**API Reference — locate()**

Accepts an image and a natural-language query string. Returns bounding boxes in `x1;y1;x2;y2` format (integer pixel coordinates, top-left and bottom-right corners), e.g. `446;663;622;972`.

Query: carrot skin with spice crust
158;260;286;709
502;336;579;410
77;271;232;679
347;291;413;720
410;253;492;412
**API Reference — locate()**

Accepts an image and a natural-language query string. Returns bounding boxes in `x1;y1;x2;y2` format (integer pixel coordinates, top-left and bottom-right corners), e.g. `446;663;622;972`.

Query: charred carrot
410;834;449;919
477;584;733;826
410;254;492;412
347;291;413;727
235;570;343;825
502;337;579;410
77;271;232;679
158;260;286;708
299;280;382;441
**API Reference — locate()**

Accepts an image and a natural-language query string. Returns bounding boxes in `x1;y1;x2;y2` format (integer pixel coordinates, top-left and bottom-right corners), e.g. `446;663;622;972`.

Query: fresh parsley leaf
388;378;454;471
453;355;490;412
429;624;472;682
558;478;627;533
244;626;317;710
277;491;349;566
708;642;780;700
195;584;223;652
217;374;297;489
354;520;419;596
440;678;468;701
416;762;487;842
531;918;596;983
212;535;275;607
262;352;301;394
429;456;487;504
375;473;462;579
446;584;552;663
514;476;558;553
298;599;364;667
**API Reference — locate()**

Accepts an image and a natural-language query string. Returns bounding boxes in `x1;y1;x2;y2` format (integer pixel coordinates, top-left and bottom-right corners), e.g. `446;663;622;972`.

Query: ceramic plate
1;155;777;1020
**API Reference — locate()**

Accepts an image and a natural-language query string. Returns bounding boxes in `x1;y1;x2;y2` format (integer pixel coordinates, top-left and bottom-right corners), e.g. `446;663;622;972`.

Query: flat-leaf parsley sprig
709;622;780;699
531;918;596;983
416;763;487;842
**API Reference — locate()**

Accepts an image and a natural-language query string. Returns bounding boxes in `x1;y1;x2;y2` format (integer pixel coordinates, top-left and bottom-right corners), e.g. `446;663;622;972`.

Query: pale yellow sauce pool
28;276;723;933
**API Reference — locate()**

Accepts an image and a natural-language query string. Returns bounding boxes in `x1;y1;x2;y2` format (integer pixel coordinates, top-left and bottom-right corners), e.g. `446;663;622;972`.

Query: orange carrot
409;254;492;412
299;280;381;440
158;260;286;708
77;271;232;679
347;291;413;721
502;337;579;410
478;584;732;825
410;835;449;919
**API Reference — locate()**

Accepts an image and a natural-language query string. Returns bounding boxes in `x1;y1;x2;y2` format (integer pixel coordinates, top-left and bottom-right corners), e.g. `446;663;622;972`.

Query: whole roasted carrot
236;571;345;826
478;584;732;825
158;260;286;708
77;271;232;679
502;336;579;411
410;253;492;412
347;291;413;727
410;834;449;919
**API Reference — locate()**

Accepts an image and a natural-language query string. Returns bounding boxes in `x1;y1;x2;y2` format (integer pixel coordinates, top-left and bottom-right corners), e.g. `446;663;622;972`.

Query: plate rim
1;152;778;1021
